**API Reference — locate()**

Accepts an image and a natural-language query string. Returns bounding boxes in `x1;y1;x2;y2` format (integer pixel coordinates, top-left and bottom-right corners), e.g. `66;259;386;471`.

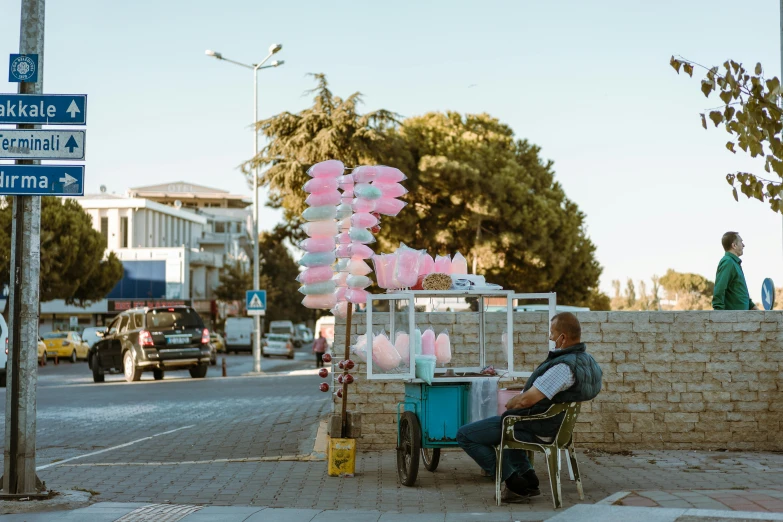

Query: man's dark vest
503;343;602;438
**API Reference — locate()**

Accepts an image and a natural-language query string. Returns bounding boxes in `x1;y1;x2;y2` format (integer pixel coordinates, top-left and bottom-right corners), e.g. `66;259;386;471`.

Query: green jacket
712;252;753;310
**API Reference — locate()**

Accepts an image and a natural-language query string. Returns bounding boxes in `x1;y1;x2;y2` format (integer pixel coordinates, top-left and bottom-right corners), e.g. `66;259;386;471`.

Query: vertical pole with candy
301;161;409;441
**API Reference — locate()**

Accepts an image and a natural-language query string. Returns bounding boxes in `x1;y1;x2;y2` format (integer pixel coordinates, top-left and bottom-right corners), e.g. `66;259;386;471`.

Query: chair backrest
554;402;581;447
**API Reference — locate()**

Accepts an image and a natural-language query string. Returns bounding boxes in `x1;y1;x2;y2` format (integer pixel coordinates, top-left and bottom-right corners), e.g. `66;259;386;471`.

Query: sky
1;0;782;303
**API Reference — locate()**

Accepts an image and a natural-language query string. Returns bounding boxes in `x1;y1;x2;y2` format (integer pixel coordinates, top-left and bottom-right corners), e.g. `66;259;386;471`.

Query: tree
0;197;123;306
659;268;714;310
248;73;400;238
670;56;783;213
258;234;316;326
624;278;637;309
378;111;604;306
214;260;253;302
250;76;605;307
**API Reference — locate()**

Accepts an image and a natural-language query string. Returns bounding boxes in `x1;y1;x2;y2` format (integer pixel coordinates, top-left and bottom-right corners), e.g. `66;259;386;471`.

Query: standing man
456;312;602;503
312;333;328;368
713;232;757;310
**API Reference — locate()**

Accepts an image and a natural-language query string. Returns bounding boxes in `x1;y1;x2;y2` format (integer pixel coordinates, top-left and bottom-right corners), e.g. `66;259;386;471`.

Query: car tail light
139;330;154;347
286;342;293;350
201;329;209;344
5;338;7;355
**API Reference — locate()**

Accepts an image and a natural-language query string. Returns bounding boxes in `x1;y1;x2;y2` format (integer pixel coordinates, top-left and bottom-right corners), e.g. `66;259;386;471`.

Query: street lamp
205;43;284;373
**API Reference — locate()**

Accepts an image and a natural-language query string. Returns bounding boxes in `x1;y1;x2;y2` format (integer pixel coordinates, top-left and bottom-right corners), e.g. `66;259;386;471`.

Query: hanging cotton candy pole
299;160;344;311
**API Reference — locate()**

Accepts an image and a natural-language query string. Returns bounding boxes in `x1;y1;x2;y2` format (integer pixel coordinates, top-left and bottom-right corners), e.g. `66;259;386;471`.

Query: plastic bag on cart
435;329;452;365
372;331;401;371
351;333;368;363
470;378;499;423
411;328;422;356
421;328;436;356
394;331;410;366
415;355;436;385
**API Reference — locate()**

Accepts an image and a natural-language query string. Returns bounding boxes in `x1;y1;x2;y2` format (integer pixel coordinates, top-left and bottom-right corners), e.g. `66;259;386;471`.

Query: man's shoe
480;468;492;478
499;485;536;503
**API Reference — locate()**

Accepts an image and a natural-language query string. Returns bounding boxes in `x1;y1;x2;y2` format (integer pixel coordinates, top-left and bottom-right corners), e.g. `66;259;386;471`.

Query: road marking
57;454;325;466
36;425;194;471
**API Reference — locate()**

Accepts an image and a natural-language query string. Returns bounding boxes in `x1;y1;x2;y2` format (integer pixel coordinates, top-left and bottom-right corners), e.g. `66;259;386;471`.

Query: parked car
225;317;254;353
41;331;89;362
0;315;7;387
37;336;47;365
89;306;211;383
262;333;295;359
295;324;313;344
270;320;298;347
81;326;107;349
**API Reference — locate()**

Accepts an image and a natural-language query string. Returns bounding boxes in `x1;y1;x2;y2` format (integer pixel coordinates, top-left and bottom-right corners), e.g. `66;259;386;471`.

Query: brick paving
26;448;783;515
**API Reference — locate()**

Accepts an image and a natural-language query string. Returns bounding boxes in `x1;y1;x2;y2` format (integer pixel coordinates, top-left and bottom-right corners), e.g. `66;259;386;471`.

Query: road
0;344;333;505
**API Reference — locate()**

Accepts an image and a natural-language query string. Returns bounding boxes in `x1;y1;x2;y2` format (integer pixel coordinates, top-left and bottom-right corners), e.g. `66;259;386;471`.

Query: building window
214;222;226;233
100;217;109;243
120;217;129;248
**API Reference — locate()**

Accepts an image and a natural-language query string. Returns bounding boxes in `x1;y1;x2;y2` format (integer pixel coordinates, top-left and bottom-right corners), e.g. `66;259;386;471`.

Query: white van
225;317;254;353
314;316;335;349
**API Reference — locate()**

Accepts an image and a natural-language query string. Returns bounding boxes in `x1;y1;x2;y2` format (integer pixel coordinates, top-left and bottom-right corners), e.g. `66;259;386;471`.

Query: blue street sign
762;278;775;311
246;290;267;316
0;94;86;125
8;54;38;83
0;165;84;196
0;130;85;160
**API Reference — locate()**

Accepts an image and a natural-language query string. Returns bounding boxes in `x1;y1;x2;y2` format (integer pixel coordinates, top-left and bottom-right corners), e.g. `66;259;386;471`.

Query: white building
40;182;253;333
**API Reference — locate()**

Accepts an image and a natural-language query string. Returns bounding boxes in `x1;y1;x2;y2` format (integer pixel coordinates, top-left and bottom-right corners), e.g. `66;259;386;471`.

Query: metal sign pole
2;0;46;497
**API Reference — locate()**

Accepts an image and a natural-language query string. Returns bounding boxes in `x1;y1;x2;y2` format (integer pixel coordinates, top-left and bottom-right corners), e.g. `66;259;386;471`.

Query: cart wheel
397;411;421;486
421;448;441;472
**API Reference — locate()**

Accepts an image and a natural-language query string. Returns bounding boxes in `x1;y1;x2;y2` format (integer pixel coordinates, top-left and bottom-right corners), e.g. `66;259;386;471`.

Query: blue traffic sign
8;54;38;83
762;278;775;310
246;290;267;316
0;165;84;196
0;94;86;125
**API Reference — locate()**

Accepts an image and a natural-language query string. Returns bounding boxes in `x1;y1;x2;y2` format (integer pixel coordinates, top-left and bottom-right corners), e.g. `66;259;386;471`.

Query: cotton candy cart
364;290;556;486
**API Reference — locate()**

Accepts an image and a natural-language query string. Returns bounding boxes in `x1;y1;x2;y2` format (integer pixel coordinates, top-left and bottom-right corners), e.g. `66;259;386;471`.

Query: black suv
89;306;211;383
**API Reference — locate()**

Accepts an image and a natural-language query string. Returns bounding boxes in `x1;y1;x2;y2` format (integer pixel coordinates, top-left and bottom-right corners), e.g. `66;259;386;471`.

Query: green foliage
214;260;253;301
258;234;316;326
659;268;714;310
247;73;401;239
249;76;604;307
671;56;783;213
380;112;603;306
0;197;123;305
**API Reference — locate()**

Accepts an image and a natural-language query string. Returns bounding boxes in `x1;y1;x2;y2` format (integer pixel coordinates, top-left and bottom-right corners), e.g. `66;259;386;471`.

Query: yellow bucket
327;437;356;477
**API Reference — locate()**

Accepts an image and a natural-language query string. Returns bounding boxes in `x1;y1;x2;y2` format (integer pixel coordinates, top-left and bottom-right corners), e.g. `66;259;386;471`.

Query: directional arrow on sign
66;100;80;118
59;172;77;187
64;135;79;153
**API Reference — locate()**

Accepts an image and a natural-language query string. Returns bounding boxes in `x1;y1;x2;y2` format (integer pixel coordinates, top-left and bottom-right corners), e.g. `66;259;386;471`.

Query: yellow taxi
41;331;89;363
38;336;47;365
210;332;226;353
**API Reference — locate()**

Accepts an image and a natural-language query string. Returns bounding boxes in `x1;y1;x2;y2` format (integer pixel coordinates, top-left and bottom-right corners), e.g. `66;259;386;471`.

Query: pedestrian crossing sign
246;290;267;316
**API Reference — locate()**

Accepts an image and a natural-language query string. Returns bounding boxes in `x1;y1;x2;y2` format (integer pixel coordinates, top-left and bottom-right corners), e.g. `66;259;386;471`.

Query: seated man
456;312;602;502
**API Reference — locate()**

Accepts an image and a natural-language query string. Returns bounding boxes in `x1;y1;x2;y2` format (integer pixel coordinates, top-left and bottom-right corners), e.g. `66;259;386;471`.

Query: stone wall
332;310;783;451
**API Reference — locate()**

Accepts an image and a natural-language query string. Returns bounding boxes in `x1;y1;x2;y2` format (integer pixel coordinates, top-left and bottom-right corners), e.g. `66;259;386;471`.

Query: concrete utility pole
1;0;46;497
203;45;283;374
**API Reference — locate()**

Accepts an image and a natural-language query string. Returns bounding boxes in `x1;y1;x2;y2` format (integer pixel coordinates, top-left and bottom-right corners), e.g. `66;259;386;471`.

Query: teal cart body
396;380;474;486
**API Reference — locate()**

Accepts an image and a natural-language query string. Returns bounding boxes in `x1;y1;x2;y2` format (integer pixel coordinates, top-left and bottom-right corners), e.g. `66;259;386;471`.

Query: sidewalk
3;448;783;519
6;502;783;521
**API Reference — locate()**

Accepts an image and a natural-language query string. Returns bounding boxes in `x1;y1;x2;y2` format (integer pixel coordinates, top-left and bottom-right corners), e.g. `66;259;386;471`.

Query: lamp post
206;44;284;373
